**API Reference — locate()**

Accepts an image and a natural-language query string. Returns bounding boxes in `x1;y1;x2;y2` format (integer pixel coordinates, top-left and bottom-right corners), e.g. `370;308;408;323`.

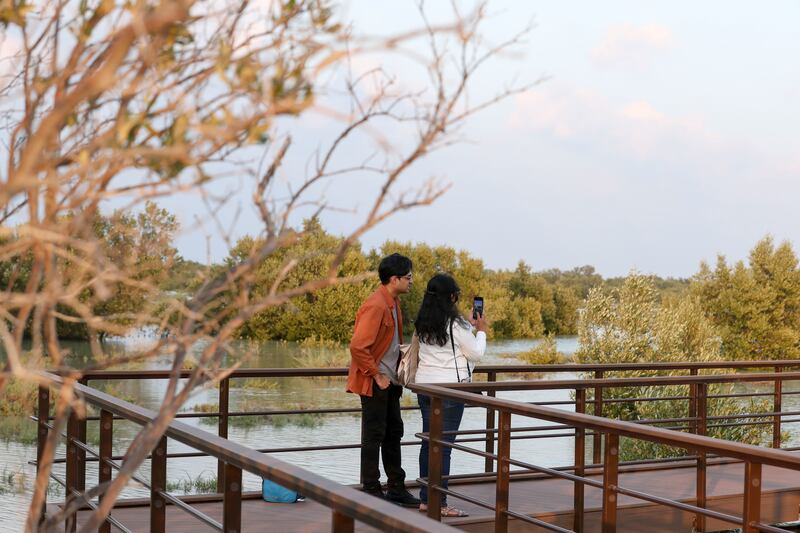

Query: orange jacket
346;285;405;397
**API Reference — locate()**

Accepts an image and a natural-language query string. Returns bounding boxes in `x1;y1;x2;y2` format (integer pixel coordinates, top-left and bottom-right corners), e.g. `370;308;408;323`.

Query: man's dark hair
378;253;412;284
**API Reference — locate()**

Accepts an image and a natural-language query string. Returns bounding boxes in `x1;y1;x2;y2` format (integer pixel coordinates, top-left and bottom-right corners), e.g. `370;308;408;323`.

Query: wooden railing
410;371;800;533
50;360;800;475
35;374;457;533
35;361;800;532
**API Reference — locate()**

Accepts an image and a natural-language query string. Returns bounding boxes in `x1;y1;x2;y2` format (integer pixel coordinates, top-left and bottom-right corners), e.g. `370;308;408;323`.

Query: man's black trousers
359;381;405;490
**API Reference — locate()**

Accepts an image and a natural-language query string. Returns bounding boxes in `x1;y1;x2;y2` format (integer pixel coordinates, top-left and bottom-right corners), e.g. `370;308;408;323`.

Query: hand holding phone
472;296;484;319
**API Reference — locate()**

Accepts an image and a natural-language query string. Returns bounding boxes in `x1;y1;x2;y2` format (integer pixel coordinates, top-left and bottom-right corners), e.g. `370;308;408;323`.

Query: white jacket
415;319;487;384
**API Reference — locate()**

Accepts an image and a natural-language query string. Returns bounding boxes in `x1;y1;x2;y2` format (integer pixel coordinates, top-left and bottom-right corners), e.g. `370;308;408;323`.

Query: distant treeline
6;207;799;362
223;218;689;342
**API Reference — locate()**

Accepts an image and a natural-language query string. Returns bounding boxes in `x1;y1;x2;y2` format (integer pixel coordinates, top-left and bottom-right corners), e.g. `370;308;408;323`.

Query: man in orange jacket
347;253;420;506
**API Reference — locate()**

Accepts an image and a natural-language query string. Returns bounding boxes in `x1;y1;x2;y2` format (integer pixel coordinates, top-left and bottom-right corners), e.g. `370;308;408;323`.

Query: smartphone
473;296;484;320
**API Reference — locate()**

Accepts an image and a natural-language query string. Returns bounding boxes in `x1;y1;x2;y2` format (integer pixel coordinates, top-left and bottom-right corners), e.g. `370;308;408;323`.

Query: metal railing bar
41;420;151;489
445;371;800;392
754;522;796;533
156;490;223;531
57;387;800;422
612;483;742;526
602;395;691;404
504;507;575;533
443;423;568;435
706;410;800;421
527;400;576;406
47;472;132;533
413;482;496;513
505;457;604;489
714;388;800;400
69;360;800;382
424;436;496;461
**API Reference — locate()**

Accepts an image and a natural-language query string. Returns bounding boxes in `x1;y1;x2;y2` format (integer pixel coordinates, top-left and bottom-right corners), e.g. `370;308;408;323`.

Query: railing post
773;366;782;448
37;385;49;467
495;411;511;533
427;396;443;522
218;376;230;492
77;379;87;493
223;463;242;533
574;388;586;533
98;410;113;533
485;371;497;473
601;433;619;533
36;385;49;525
695;382;708;533
593;371;603;464
332;510;354;533
688;368;698;436
742;461;762;533
150;436;167;533
65;409;79;533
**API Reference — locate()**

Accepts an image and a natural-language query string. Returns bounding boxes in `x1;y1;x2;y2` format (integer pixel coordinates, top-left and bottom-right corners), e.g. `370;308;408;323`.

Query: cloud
592;23;674;70
510;85;719;162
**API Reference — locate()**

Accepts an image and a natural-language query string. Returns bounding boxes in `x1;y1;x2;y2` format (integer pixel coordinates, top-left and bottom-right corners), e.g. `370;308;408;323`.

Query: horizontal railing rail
50;358;800;381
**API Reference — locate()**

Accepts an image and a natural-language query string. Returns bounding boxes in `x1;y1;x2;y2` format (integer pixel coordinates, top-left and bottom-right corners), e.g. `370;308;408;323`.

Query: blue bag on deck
262;479;303;503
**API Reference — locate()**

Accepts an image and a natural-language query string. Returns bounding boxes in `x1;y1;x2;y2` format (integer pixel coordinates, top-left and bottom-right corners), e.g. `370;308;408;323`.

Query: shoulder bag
397;333;420;387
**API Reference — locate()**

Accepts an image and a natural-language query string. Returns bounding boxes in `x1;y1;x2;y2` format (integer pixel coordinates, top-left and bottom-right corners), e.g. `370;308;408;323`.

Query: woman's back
416;319;486;383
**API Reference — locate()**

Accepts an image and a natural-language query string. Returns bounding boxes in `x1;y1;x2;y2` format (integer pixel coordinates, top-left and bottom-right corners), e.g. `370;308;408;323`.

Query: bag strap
449;320;472;382
450;320;460;383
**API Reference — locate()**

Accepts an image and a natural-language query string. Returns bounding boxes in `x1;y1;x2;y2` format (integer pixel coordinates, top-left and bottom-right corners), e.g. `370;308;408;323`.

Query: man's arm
349;304;383;377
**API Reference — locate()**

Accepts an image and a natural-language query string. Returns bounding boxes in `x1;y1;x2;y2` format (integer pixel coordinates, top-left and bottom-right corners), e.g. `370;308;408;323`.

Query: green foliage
0;376;37;416
229;218;374;343
227;227;687;342
692;236;800;360
0;416;37;445
0;202;179;340
576;273;771;461
0;468;27;495
504;261;580;334
0;0;31;28
158;257;207;294
518;334;567;364
292;342;350;369
378;243;546;339
577;274;721;364
539;265;605;300
165;473;217;495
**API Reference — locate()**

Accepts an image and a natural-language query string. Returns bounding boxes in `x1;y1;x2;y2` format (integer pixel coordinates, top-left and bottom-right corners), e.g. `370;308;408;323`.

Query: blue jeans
418;394;465;506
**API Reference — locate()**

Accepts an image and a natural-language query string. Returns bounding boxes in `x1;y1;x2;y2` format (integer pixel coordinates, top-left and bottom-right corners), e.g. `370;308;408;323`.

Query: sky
161;1;800;278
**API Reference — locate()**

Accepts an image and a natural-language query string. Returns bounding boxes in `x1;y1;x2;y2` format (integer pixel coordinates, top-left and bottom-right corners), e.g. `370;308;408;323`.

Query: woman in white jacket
414;273;487;517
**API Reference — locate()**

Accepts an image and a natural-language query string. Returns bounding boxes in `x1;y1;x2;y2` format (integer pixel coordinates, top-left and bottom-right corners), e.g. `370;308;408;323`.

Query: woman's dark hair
414;273;469;346
378;253;412;284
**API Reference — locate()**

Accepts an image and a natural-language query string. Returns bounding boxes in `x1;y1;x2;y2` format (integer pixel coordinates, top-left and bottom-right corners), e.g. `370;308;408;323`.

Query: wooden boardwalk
73;458;800;532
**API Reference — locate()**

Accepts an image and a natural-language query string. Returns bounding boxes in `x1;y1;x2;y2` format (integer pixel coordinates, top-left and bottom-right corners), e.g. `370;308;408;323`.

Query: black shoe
385;488;421;508
361;486;385;500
